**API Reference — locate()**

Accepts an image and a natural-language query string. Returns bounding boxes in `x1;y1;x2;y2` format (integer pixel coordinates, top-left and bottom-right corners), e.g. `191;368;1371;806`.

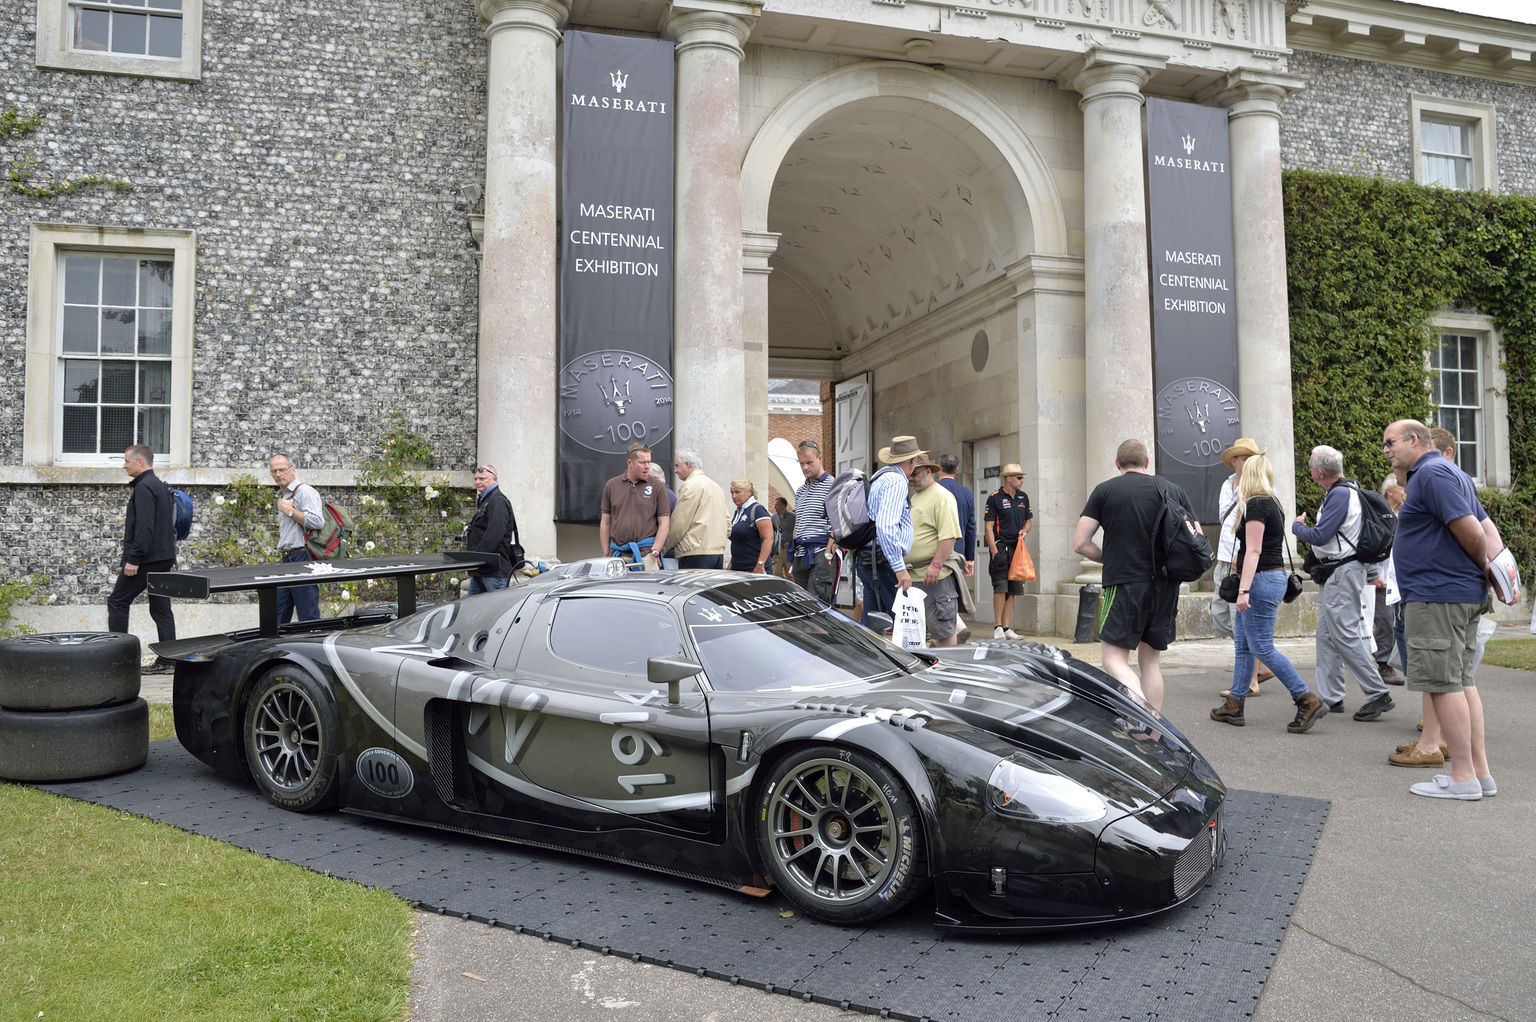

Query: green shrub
1285;171;1536;579
189;417;472;609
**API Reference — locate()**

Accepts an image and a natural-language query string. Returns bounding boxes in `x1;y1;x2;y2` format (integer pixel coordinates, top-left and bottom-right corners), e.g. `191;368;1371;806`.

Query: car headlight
987;755;1109;824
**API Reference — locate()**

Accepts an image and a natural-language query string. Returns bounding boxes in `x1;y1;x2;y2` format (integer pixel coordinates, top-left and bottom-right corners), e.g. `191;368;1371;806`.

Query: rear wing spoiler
147;551;499;639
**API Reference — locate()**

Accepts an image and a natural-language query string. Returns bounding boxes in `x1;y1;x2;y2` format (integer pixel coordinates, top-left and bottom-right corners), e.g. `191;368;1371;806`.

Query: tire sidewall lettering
877;816;916;903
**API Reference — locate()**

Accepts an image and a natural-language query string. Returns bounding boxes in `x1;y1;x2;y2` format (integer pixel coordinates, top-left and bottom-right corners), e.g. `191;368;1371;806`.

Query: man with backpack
269;452;324;623
107;444;177;645
465;463;518;593
1293;445;1395;722
790;440;837;603
1072;439;1197;711
856;435;924;626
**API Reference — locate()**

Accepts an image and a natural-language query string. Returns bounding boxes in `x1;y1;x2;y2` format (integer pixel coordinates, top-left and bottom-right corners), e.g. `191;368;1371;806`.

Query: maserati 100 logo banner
1146;97;1239;522
558;31;676;522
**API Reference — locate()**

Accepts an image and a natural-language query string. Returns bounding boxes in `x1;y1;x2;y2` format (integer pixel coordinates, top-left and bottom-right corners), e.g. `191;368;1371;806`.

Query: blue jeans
1231;570;1310;699
466;575;508;596
854;548;899;627
276;548;320;623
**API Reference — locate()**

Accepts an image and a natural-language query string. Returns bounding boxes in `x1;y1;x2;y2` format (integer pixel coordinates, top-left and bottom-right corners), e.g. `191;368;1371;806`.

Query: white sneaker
1003;628;1021;640
1409;774;1482;800
993;626;1005;639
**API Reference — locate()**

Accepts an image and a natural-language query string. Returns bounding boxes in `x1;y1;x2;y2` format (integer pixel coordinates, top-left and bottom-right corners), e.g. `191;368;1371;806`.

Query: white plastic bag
890;586;928;650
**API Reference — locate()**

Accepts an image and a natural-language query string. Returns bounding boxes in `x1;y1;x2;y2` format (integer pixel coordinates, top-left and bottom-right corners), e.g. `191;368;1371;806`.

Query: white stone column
742;229;779;500
1011;254;1087;634
665;0;760;483
476;0;567;558
1213;71;1305;521
1067;54;1161;582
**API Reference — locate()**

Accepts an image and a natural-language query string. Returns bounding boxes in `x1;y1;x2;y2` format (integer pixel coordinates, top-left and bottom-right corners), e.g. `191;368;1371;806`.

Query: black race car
156;558;1225;932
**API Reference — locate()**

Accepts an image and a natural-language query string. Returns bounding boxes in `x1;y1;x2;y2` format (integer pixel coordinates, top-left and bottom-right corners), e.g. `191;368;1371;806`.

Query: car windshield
683;580;924;692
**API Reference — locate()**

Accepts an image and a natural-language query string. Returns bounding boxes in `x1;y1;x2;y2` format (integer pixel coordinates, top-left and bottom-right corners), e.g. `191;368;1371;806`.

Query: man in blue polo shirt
1384;419;1496;800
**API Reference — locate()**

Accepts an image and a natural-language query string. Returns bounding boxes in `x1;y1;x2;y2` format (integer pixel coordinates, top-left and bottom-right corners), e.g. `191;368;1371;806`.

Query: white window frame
1409;95;1497;193
1427;311;1509;488
35;0;203;82
24;223;196;471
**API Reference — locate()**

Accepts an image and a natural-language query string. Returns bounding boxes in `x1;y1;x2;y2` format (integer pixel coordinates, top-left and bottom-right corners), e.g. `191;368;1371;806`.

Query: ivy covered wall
1285;170;1536;577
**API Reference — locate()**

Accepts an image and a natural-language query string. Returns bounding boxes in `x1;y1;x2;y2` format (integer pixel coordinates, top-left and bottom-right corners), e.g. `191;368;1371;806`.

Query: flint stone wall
1281;49;1536;196
0;0;488;470
0;483;473;602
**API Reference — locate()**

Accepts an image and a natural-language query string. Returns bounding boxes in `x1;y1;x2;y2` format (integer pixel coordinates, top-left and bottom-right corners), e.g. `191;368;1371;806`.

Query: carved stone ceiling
766;98;1026;362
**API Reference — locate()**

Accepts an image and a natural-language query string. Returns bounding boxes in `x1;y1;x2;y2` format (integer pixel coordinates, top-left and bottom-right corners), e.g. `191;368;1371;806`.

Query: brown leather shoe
1288;693;1329;733
1256;666;1275;682
1389;741;1445;767
1210;696;1246;726
1396;741;1450;758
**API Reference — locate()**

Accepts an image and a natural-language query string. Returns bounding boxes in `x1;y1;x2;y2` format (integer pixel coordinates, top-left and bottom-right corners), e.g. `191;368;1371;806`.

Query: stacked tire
0;632;149;783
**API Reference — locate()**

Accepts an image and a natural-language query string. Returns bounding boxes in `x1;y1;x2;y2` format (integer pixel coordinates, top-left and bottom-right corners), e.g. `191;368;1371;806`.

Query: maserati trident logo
1186;398;1212;434
1181;134;1197;155
610;69;628;94
600;376;631;415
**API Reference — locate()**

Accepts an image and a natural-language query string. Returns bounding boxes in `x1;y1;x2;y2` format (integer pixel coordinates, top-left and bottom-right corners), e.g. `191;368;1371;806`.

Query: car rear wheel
242;666;340;813
756;745;928;924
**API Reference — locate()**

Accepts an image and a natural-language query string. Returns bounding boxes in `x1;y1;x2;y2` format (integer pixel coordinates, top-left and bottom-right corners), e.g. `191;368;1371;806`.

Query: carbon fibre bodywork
160;570;1226;932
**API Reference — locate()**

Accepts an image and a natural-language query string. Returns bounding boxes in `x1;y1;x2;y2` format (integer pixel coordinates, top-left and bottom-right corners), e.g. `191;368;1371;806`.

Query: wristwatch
1239;588;1250;594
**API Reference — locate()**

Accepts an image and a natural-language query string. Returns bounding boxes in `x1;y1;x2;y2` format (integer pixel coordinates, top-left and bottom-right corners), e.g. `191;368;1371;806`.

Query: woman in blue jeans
1210;455;1329;733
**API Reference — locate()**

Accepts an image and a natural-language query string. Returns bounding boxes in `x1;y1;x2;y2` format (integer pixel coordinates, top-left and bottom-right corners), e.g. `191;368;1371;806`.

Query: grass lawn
1;716;414;1022
1481;637;1536;672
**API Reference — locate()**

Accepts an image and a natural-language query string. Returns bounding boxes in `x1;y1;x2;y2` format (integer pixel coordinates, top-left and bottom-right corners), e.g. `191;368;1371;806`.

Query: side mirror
647;655;702;705
865;611;895;636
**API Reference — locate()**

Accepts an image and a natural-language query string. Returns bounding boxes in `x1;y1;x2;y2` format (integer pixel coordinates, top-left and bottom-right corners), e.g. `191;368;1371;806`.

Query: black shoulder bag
1283;537;1305;603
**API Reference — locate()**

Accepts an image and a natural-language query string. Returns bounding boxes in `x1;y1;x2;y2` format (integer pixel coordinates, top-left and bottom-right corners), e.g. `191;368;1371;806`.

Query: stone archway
738;61;1079;630
742;61;1069;256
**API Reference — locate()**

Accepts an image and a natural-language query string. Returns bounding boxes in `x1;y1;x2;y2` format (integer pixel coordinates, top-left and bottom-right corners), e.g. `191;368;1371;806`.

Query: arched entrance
740;61;1082;630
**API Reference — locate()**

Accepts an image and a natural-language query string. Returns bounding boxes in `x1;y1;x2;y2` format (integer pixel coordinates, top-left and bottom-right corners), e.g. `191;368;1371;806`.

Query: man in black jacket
107;444;177;641
465;464;517;594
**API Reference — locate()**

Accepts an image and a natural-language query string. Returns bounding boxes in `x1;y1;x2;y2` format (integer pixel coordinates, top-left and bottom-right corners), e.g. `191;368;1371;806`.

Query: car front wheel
756;745;928;924
242;665;340;812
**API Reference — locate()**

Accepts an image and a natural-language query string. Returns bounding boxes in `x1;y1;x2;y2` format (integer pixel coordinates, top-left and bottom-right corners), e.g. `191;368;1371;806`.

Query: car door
458;594;715;835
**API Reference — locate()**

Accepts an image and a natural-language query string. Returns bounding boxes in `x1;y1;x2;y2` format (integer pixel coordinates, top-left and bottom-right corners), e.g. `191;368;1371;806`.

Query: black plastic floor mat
38;743;1328;1021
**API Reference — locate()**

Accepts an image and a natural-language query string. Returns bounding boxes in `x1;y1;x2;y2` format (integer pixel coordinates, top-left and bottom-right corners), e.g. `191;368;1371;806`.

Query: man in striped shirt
856;435;922;625
790;440;837;603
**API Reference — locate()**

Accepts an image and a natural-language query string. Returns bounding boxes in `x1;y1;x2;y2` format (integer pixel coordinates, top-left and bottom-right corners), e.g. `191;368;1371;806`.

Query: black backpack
1152;478;1213;583
1335;479;1397;564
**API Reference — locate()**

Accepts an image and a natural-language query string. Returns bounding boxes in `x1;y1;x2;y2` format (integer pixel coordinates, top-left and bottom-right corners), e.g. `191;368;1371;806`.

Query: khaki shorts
1404;601;1482;693
914;578;960;641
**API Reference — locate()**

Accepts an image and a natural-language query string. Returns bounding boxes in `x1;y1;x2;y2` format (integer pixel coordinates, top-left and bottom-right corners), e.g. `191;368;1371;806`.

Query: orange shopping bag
1008;540;1035;583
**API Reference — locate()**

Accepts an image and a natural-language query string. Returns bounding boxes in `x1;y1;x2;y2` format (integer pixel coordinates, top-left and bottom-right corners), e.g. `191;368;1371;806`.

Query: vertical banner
557;31;675;522
1146;98;1240;522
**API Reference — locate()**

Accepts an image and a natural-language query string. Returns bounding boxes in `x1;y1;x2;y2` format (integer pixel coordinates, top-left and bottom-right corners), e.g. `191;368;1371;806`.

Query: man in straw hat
1073;438;1194;711
1215;439;1273;697
855;435;925;625
906;453;963;646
